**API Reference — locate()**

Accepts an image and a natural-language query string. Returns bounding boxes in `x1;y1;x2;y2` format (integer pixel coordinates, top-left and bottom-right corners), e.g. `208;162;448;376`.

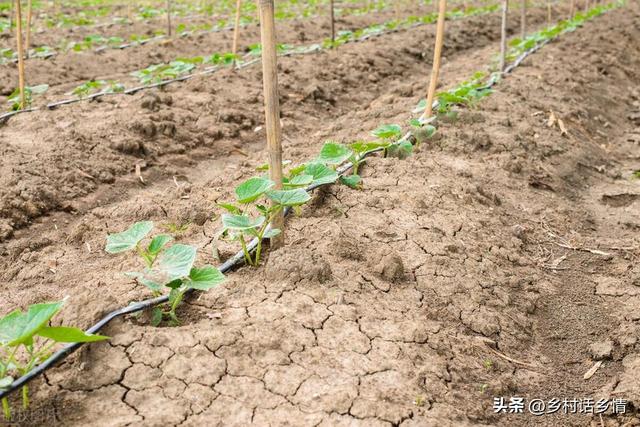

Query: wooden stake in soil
25;0;32;56
547;0;552;25
127;1;133;23
499;0;509;72
14;0;26;110
520;0;526;38
231;0;242;64
257;0;284;249
166;0;172;36
421;0;446;120
330;0;335;44
569;0;575;18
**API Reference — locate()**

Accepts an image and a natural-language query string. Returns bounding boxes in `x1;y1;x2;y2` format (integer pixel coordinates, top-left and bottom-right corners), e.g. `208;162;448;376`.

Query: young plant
414;71;492;117
131;60;197;85
206;52;239;66
7;84;49;111
219;175;319;266
72;80;124;98
0;300;108;420
105;221;225;326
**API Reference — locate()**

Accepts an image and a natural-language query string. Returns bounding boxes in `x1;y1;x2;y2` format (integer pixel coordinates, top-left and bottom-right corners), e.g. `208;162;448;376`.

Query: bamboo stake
547;0;551;25
569;0;575;18
127;1;133;23
231;0;242;64
520;0;526;38
25;0;32;56
14;0;26;110
166;0;171;36
257;0;284;249
421;0;446;120
330;0;335;44
9;0;14;30
499;0;508;72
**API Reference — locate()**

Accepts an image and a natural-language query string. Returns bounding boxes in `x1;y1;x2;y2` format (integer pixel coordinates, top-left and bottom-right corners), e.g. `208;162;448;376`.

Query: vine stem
21;385;28;409
2;397;10;420
239;235;253;266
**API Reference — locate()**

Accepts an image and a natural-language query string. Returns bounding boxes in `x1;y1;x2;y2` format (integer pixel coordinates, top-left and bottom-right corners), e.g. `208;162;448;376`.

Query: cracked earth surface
0;2;639;426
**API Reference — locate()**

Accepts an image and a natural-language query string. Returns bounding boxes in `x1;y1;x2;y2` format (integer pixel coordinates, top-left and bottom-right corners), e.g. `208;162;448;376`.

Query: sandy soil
0;1;638;426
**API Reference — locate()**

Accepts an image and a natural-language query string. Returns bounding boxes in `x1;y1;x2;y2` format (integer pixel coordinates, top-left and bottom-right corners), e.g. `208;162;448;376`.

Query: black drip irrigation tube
0;4;614;400
0;6;501;125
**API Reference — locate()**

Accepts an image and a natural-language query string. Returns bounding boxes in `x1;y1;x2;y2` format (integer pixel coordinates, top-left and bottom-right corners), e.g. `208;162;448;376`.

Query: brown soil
0;2;440;96
0;1;638;426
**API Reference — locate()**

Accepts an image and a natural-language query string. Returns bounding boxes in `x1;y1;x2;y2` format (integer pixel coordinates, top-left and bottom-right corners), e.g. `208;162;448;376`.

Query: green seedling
7;84;49;111
72;80;124;98
131;60;197;85
316;142;363;188
219;174;321;266
414;72;491;116
408;117;437;145
206;52;239;66
370;124;414;159
0;300;108;420
105;221;225;326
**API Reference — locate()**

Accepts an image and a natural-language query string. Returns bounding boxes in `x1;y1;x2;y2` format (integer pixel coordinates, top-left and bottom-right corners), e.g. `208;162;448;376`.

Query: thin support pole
570;0;575;18
15;0;26;110
232;0;242;64
421;0;446;120
257;0;284;249
499;0;509;72
520;0;526;38
166;0;172;36
25;0;32;56
330;0;335;44
547;0;551;25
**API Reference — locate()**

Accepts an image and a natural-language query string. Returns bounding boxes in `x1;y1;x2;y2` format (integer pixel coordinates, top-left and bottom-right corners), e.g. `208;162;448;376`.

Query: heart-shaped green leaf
340;174;362;189
263;228;281;239
304;162;339;186
153;244;197;283
125;271;163;292
147;234;172;256
37;326;109;343
317;142;353;165
235;177;274;204
349;141;389;156
187;266;226;290
284;174;313;188
266;189;311;207
372;124;402;140
218;203;242;215
0;301;64;346
0;376;13;390
387;140;413;159
222;214;265;231
105;221;154;253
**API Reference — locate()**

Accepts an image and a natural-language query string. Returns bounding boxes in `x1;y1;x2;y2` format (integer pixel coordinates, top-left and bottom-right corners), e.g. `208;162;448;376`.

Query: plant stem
21;385;28;409
254;220;271;266
239;235;253;266
2;397;10;420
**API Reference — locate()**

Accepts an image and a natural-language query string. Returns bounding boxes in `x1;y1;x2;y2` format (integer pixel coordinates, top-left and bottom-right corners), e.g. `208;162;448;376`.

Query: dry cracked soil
0;1;639;426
